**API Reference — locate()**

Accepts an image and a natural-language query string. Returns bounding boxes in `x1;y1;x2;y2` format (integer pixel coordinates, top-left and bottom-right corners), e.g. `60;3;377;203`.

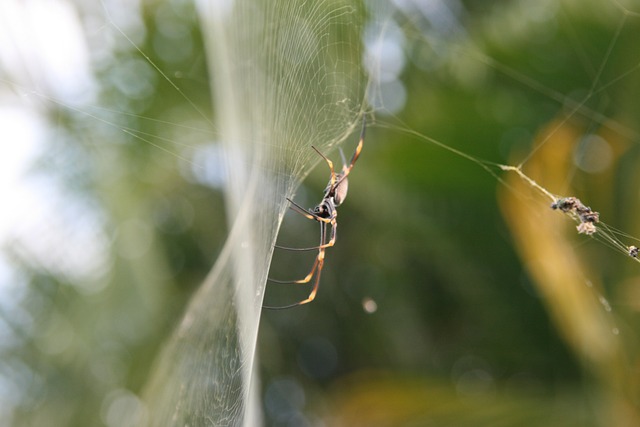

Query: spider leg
285;198;316;220
284;197;332;222
267;251;322;284
293;252;324;307
334;119;365;188
346;117;365;172
270;221;330;280
275;217;336;251
275;198;333;250
264;222;328;310
356;117;366;158
262;254;323;311
311;146;337;188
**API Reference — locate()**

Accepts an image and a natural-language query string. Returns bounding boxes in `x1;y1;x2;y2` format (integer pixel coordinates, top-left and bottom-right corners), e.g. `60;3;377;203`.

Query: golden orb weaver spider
264;119;365;310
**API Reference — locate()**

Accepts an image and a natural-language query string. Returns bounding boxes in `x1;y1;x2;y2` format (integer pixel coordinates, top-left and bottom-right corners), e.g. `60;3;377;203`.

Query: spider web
140;0;368;425
2;0;640;425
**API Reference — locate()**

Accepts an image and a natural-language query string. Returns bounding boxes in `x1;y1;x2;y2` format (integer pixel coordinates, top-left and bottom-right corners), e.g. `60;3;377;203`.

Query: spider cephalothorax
312;198;336;219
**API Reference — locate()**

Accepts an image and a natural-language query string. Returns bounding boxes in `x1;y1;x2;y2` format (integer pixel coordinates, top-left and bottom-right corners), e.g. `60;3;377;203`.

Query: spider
264;119;365;310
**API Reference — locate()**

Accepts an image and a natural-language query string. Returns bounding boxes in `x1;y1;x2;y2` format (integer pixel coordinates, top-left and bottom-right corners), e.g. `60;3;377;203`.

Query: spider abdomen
334;177;349;206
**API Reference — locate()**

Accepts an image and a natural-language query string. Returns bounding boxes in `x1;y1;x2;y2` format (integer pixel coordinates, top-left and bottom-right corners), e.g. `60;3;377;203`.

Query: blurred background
1;0;640;426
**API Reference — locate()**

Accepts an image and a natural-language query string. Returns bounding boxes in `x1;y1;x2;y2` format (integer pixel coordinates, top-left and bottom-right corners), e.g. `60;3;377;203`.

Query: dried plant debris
551;197;640;260
551;196;599;236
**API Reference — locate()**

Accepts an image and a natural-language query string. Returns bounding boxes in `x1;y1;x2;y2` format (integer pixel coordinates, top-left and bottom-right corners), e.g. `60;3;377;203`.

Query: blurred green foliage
2;0;640;426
